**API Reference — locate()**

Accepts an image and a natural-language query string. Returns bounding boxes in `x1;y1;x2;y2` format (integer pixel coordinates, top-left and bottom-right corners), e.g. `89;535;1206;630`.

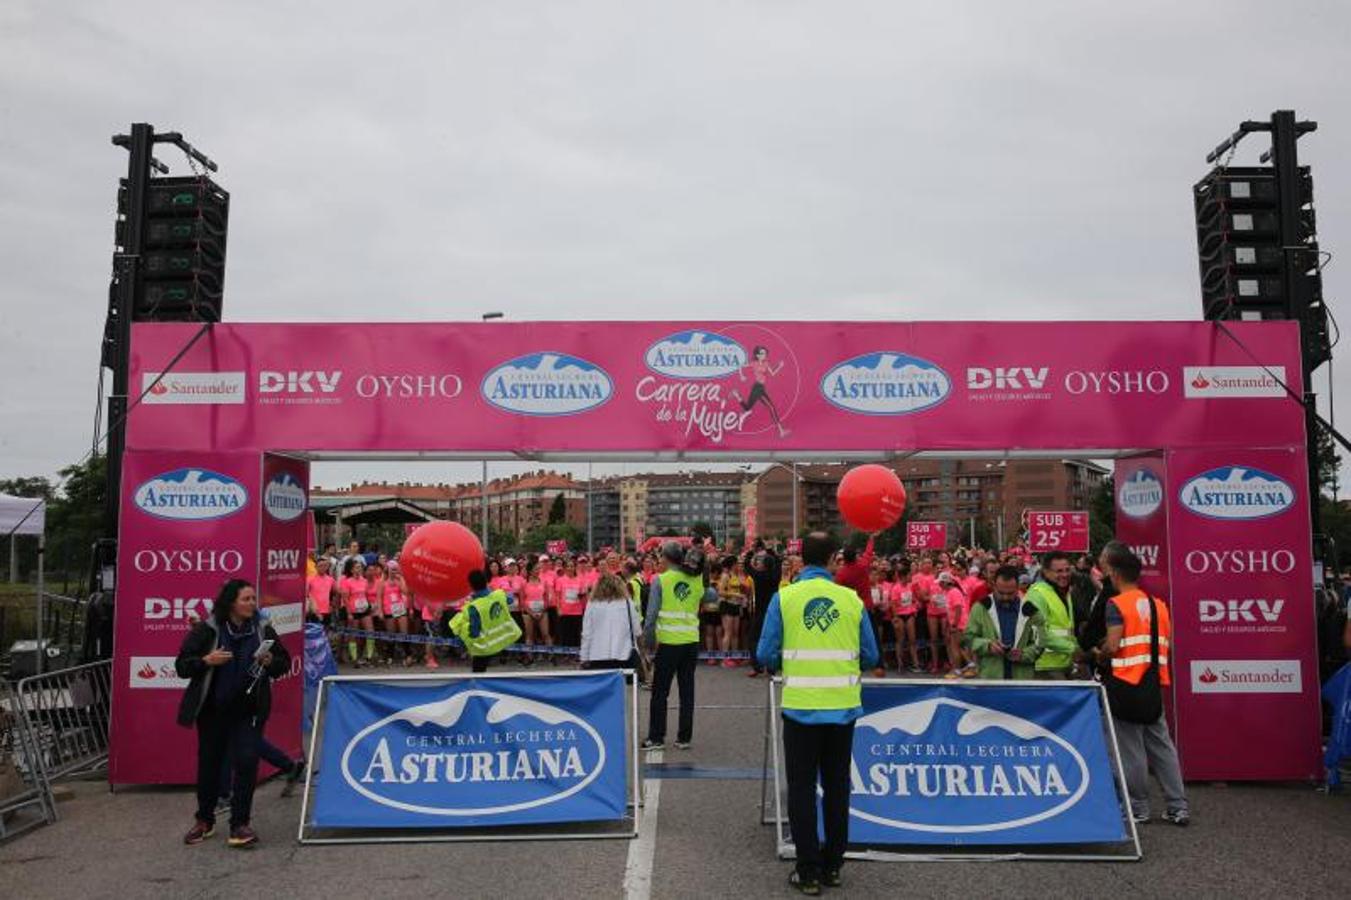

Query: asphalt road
3;663;1349;900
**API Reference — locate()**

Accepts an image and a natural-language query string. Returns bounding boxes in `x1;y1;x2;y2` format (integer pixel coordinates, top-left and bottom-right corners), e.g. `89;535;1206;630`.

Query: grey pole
791;462;800;538
481;461;489;551
35;533;44;674
586;462;594;553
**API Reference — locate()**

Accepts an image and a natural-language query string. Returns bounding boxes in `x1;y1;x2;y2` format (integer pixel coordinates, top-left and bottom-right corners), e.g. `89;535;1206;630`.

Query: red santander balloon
400;521;484;602
837;464;907;533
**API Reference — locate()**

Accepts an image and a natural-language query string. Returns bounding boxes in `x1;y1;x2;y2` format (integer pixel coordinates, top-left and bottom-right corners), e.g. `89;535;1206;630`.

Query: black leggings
740;382;782;425
196;701;262;829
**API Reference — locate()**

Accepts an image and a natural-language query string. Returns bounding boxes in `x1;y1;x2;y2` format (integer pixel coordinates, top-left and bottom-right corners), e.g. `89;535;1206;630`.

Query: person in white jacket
581;574;641;669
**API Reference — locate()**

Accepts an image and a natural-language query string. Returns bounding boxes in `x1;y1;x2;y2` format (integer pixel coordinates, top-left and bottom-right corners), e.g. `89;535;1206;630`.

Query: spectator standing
177;579;290;848
1027;552;1079;679
580;574;641;669
964;565;1042;679
834;537;879;676
746;543;782;677
756;532;879;895
1095;542;1189;826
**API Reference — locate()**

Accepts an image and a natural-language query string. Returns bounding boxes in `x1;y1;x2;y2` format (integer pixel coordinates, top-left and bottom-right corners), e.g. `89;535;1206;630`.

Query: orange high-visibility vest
1108;589;1171;686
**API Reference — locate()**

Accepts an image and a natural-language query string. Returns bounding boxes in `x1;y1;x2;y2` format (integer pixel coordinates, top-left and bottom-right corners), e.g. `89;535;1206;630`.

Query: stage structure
109;320;1319;785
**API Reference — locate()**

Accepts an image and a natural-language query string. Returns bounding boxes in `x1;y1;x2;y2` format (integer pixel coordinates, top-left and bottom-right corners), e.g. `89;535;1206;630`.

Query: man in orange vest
1096;541;1189;826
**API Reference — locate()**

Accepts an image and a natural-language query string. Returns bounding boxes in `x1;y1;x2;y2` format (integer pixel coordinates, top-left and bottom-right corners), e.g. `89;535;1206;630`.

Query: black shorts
700;610;721;627
718;601;745;618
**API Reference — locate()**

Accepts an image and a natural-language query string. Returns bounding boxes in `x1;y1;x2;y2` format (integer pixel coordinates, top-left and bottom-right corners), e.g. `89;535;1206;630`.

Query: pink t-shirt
383;581;407;617
945;587;969;627
892;581;918;616
557;575;585;616
541;569;559;594
580;569;600;590
523;581;548;614
869;582;890;614
490;575;510;592
306;574;335;615
341;576;371;615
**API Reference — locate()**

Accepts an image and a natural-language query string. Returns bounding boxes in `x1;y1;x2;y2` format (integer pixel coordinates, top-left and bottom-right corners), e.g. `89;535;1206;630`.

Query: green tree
519;523;585;554
1312;423;1341;497
1088;475;1116;554
548;493;567;525
0;476;55;502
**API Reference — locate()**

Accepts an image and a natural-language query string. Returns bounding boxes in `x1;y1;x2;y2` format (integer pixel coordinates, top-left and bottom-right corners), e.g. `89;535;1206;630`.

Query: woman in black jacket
177;579;290;848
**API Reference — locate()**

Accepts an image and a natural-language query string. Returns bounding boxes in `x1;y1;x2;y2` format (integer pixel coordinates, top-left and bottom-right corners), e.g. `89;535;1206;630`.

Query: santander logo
138;662;155;679
150;381;169;396
1190;373;1210;389
1199;668;1218;684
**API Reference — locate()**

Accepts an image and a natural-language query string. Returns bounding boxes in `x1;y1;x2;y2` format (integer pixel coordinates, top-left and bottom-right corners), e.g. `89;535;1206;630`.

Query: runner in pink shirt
890;561;922;672
338;558;375;667
557;559;587;650
305;558;335;625
521;559;553;658
730;345;789;437
381;563;412;666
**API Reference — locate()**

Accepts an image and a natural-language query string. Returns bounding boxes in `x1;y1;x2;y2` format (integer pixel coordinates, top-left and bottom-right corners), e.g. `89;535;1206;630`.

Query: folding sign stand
764;677;1143;863
298;669;642;845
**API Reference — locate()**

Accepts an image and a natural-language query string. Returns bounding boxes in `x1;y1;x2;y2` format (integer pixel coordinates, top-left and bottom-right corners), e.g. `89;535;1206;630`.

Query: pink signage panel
1165;446;1320;781
257;453;308;767
1025;511;1089;553
125;321;1304;454
1113;454;1171;598
906;521;948;551
110;450;261;784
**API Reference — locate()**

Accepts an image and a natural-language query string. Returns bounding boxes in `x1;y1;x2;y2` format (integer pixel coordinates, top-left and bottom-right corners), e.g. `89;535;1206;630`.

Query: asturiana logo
481;353;613;416
1179;466;1294;521
820;352;951;415
263;473;307;522
849;697;1089;833
644;330;748;380
133;469;248;522
341;688;606;816
1117;468;1163;520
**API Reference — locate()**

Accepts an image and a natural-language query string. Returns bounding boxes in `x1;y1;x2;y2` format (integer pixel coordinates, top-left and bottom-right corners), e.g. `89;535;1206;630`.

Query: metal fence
0;680;54;840
15;659;113;787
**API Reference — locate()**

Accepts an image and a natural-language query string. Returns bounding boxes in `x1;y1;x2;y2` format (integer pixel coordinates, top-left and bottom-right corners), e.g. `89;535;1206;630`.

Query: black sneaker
789;871;821;896
822;869;842;888
641;739;664;751
183;820;214;845
280;758;306;798
1163;809;1190;827
228;824;258;848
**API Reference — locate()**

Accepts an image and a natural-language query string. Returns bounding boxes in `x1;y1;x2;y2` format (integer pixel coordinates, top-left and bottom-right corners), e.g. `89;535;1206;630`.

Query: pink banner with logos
124;321;1303;454
257;454;308;766
110;450;261;784
1113;454;1171;598
1164;446;1320;780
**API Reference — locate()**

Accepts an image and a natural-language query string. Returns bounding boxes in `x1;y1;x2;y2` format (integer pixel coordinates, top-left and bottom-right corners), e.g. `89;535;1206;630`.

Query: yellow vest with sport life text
655;569;703;645
779;578;864;710
453;589;521;656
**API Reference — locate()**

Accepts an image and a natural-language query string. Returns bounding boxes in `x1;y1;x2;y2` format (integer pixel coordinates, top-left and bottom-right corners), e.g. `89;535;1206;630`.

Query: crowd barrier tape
328;626;754;661
764;677;1142;863
298;670;641;844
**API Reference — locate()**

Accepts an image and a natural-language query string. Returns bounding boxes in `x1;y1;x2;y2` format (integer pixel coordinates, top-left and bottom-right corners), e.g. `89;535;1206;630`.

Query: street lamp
479;312;504;548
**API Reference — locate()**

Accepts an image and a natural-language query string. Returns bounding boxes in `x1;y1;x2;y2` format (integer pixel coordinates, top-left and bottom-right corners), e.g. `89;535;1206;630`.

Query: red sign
742;505;758;546
785;538;802;555
1025;511;1090;553
546;539;568;556
403;522;420;537
906;521;947;551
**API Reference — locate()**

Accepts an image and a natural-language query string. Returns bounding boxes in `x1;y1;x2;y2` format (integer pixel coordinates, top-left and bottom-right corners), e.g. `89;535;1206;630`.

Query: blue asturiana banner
313;673;627;828
847;683;1127;846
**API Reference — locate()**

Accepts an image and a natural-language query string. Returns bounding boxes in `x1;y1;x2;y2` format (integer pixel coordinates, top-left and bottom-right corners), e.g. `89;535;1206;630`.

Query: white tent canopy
1;492;45;536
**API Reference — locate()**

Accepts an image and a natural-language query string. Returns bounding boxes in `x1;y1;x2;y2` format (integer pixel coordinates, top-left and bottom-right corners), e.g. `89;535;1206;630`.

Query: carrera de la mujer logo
849;697;1090;833
342;688;607;817
803;597;840;632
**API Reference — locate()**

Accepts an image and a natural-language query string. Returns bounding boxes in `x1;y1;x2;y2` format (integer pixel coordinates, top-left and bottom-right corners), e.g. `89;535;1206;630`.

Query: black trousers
647;643;697;743
195;701;262;829
559;614;583;649
471;654;492;674
782;716;855;879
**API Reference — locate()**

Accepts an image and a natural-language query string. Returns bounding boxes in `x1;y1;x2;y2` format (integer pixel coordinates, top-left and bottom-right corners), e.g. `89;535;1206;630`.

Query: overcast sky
2;2;1348;492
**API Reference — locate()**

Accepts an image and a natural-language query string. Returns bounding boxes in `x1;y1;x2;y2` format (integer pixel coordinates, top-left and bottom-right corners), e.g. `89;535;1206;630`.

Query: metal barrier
15;659;113;788
0;680;55;840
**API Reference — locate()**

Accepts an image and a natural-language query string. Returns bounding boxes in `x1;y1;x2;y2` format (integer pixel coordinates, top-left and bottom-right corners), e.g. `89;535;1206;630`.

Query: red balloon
400;521;484;602
837;464;907;532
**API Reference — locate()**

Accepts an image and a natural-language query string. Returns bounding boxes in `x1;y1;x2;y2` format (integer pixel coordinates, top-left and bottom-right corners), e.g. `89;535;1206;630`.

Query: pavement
2;661;1349;900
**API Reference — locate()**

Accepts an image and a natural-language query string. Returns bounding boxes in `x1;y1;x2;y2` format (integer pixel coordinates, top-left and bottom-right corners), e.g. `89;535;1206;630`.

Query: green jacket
964;596;1043;680
1026;579;1076;672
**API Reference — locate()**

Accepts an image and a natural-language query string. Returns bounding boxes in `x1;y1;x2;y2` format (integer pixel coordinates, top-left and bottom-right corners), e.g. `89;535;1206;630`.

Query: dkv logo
821;352;952;416
342;688;606;816
264;473;307;522
849;698;1089;833
1117;468;1163;520
1178;466;1294;521
644;330;747;379
133;469;248;521
481;353;613;416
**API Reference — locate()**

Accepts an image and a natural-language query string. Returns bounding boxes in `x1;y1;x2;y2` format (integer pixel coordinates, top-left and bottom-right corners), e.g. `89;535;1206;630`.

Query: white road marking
624;749;662;900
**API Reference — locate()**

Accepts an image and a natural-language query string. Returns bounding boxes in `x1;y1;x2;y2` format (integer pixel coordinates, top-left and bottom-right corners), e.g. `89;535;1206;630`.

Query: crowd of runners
301;536;1105;677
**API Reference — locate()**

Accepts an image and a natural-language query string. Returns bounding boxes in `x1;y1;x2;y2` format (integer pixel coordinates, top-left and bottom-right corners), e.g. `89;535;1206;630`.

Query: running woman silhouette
731;345;788;437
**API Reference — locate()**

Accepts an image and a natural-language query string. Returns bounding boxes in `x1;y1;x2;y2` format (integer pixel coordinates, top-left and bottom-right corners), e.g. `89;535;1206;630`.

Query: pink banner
125;321;1304;454
257;453;308;769
546;539;568;555
1113;454;1170;597
906;522;948;551
1165;447;1320;780
743;505;758;546
110;450;261;784
785;538;802;555
1025;511;1089;553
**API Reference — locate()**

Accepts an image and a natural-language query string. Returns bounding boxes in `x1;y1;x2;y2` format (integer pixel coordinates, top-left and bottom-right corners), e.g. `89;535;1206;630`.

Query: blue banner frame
311;672;628;829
